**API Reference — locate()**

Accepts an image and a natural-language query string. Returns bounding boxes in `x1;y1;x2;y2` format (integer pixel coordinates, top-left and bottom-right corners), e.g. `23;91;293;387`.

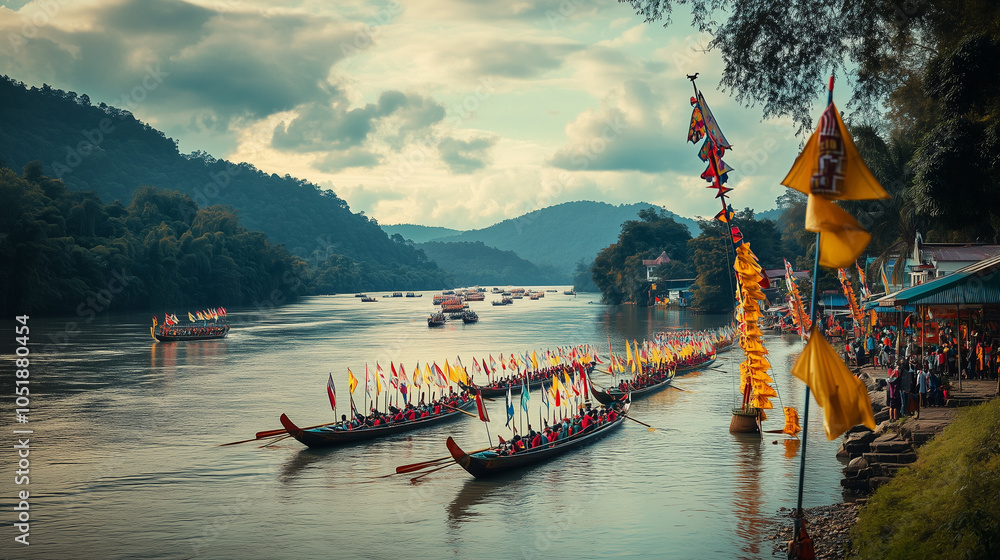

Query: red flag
326;374;337;411
475;390;490;422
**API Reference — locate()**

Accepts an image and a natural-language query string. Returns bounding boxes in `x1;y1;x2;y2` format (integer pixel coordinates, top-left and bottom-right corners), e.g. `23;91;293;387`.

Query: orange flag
782;407;802;435
791;326;876;440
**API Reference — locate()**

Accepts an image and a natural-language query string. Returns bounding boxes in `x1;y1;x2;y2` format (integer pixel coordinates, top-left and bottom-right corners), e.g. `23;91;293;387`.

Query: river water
1;291;848;559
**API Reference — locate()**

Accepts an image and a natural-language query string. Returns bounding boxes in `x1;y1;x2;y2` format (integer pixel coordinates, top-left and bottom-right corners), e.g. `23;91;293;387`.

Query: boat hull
676;355;717;373
279;399;476;448
589;373;674;405
154;325;230;342
447;403;629;478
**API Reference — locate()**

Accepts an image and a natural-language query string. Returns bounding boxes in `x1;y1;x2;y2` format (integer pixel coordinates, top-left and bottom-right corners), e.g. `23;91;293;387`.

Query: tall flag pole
781;77;884;552
687;74;779;433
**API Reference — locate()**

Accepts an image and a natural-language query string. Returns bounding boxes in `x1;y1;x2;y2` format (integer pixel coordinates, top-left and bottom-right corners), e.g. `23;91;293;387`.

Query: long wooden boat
446;401;629;478
459;378;544;398
676;354;717;373
279;398;476;448
153;324;230;342
588;370;674;406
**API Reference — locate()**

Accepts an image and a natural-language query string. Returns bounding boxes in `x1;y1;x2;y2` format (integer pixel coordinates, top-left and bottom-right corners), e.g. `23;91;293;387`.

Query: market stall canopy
874;254;1000;307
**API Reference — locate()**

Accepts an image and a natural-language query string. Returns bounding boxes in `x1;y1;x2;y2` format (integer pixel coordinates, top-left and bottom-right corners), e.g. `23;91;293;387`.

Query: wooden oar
410;463;455;482
668;385;691;392
395;446;492;474
624;415;656;432
218;421;343;446
441;404;478;419
258;434;292;447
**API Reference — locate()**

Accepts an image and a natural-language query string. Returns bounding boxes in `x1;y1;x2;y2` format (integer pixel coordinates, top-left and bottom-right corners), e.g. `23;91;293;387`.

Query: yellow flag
446;359;458;382
424;363;434;387
782;407;802;435
791;326;876;440
625;341;633;369
780;102;889;201
805;194;872;268
348;369;358;394
531;351;539;371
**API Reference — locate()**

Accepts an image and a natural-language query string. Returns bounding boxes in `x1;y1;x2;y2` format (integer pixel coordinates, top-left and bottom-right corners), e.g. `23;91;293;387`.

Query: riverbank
766;365;998;559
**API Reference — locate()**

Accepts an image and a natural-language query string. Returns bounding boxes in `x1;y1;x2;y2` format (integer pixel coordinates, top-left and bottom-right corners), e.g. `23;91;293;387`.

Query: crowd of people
493;402;624;456
845;325;998;381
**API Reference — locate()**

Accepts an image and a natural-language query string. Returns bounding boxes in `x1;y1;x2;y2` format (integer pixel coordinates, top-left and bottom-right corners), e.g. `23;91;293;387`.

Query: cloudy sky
0;0;821;229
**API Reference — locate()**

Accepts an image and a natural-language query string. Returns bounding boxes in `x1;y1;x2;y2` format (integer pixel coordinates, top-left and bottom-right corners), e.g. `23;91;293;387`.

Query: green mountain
416;241;565;287
0;76;448;293
381;224;461;244
393;201;699;280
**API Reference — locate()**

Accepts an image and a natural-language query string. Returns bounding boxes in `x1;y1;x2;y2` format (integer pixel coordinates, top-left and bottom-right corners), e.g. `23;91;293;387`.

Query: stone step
873;463;912;476
862;452;917;464
868;476;895;491
911;432;937;447
869;434;913;454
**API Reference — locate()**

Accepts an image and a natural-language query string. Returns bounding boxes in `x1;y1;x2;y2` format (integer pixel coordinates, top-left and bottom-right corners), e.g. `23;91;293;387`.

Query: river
0;291;848;559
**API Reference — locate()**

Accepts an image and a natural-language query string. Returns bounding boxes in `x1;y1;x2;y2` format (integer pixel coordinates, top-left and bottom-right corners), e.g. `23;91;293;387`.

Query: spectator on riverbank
918;365;929;408
887;362;901;421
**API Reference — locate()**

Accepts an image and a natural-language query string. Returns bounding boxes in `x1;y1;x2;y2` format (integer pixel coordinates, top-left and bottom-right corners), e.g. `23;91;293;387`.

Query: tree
590;207;693;305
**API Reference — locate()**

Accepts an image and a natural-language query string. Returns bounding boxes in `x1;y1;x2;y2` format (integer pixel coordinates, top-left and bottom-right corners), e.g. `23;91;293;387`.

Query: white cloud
0;0;809;230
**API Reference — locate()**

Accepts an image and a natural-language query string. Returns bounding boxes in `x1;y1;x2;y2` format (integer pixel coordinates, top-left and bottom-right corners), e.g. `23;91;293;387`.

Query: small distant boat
491;287;502;293
405;292;421;297
428;312;446;327
355;293;365;297
492;297;513;306
464;292;485;301
546;289;557;293
154;324;230;342
461;310;479;323
564;290;576;296
529;293;541;300
391;291;403;297
361;297;377;302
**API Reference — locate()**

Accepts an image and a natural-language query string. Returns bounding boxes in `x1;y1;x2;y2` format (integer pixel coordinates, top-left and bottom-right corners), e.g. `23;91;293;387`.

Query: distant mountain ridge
416;241;565;287
383;201;700;280
381;224;461;244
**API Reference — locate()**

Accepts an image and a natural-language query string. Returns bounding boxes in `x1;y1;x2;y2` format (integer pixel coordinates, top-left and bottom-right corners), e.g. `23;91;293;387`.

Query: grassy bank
851;398;1000;559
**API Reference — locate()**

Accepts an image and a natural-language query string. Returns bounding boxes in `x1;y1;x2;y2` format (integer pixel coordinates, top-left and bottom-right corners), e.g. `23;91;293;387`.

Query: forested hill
0;76;447;291
416;241;566;287
411;201;700;276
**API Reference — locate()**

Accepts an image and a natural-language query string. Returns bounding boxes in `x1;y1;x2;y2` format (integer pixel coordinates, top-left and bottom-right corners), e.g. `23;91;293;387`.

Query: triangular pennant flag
781;102;888;201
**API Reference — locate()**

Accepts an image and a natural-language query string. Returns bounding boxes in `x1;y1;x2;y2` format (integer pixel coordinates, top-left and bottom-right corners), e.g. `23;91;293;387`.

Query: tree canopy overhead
622;0;1000;132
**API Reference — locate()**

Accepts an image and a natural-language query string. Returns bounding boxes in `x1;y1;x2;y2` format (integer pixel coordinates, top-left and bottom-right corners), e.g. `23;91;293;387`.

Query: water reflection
783;438;801;459
733;434;766;560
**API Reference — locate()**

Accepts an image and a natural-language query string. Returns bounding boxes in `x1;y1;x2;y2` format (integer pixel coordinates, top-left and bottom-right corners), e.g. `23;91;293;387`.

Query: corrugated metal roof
928;245;1000;262
878;254;1000;305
